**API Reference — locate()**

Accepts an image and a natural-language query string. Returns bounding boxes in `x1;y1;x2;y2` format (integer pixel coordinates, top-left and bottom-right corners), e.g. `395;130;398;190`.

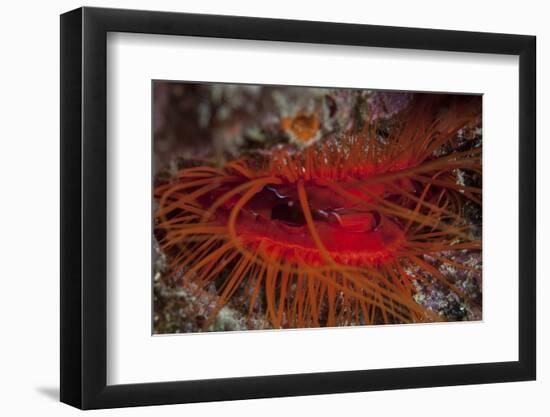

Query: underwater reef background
152;82;482;334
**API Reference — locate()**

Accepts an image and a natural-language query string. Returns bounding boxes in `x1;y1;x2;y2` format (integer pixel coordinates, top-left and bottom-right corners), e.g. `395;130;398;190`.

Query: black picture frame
60;6;536;410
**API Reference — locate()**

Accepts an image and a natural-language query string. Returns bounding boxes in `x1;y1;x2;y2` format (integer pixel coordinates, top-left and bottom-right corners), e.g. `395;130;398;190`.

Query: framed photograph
60;6;536;409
